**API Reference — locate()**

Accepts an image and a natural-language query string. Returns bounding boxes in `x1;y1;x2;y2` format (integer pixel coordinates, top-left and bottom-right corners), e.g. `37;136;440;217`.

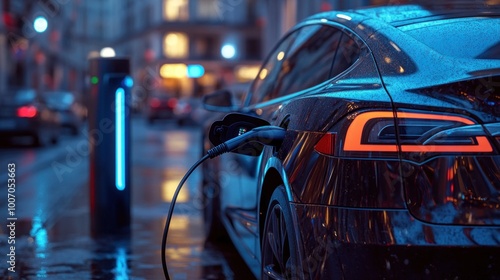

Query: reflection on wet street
0;117;255;279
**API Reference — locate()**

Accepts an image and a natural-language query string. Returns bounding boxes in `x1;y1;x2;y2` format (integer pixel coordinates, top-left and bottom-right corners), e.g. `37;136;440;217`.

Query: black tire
201;158;228;243
261;185;301;280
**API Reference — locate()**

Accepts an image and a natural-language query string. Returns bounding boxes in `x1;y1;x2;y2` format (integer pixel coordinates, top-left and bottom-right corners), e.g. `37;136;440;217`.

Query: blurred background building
115;0;263;104
0;0;101;105
3;0;497;106
260;0;371;56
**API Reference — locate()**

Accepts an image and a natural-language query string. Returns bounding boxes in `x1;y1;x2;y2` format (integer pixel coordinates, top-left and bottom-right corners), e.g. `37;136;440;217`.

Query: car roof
307;2;500;30
303;3;500;92
353;2;500;27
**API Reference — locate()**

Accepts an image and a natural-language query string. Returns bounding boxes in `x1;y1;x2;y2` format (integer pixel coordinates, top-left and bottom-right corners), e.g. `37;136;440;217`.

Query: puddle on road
0;124;253;279
0;171;238;280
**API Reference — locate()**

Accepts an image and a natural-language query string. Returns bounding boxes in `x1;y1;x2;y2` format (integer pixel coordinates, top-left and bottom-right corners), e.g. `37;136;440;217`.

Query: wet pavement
0;117;255;279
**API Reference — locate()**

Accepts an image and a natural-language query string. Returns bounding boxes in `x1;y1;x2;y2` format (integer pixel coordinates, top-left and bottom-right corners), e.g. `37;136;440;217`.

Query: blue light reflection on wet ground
0;118;254;279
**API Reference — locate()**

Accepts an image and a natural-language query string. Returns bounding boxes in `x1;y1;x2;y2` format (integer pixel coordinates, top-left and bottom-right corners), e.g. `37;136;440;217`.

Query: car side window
270;25;343;101
248;31;299;105
330;33;361;78
249;24;362;105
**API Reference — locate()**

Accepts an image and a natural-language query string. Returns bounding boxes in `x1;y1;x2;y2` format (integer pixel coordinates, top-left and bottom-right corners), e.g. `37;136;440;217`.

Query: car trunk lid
399;76;500;226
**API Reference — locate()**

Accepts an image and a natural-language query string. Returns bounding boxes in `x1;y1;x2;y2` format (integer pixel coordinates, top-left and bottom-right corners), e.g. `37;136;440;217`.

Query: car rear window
44;92;75;109
401;17;500;59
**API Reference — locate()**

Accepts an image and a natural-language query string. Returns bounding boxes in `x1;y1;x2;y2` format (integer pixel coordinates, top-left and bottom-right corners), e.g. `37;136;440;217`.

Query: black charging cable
162;126;286;280
161;153;209;280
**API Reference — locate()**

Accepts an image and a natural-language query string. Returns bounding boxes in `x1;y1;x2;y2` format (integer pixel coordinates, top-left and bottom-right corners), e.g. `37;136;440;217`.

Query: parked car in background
145;93;177;124
173;97;202;126
0;88;60;146
43;91;86;135
201;4;500;280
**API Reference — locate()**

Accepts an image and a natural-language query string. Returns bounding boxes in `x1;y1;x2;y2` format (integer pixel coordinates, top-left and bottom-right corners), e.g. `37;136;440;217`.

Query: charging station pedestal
88;58;132;236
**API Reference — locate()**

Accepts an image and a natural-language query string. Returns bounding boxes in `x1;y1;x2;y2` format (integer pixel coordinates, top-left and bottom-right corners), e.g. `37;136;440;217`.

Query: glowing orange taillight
315;111;495;158
343;111;493;154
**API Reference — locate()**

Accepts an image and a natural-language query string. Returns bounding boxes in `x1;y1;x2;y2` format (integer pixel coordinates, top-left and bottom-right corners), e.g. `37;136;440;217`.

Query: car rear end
383;14;500;227
289;11;500;279
358;13;500;279
336;80;500;279
0;89;51;139
291;98;500;279
0;90;40;136
146;94;177;123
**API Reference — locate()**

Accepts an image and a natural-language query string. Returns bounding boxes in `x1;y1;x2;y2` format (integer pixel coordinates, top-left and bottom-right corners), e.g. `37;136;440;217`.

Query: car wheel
262;185;301;280
201;160;227;243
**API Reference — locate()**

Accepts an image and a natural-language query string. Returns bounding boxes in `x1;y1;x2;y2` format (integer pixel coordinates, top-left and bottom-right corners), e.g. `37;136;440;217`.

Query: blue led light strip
115;87;125;191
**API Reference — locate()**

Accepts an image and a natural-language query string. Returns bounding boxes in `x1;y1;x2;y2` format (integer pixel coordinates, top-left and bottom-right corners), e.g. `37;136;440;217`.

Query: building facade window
197;0;219;21
163;32;189;58
163;0;189;21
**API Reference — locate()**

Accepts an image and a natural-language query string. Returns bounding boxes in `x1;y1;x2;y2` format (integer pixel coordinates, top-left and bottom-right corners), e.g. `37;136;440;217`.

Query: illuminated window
160;64;187;78
164;0;189;21
163;33;189;58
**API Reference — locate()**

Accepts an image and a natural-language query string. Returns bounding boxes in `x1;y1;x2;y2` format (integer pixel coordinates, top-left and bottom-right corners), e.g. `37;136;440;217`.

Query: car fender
257;154;293;245
258;154;310;271
261;156;293;201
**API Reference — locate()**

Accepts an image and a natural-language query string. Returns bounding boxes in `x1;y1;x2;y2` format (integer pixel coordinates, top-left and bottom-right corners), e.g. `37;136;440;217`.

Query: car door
217;22;352;263
215;28;301;262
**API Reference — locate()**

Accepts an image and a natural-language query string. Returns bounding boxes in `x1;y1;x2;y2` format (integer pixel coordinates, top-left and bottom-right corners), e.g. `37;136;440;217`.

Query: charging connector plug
207;126;286;158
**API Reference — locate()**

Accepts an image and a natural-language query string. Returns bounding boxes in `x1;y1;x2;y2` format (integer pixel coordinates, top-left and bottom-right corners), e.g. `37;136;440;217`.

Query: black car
0;88;60;146
43;91;86;135
145;93;178;124
201;4;500;279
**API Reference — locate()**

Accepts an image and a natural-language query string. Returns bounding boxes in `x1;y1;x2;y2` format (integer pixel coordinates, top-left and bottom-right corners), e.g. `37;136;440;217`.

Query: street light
221;44;236;59
100;47;116;58
33;16;48;33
